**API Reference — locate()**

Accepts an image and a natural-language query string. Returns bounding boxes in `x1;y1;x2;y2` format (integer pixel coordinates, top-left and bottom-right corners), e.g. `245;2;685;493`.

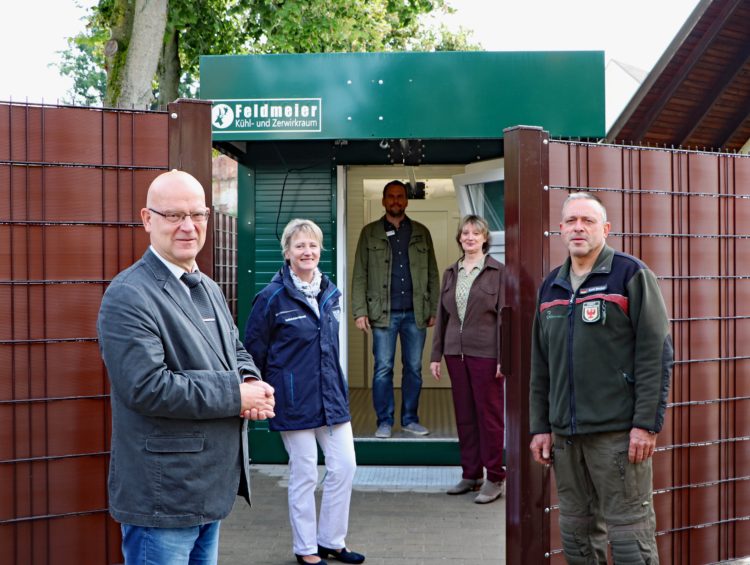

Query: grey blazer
97;249;260;528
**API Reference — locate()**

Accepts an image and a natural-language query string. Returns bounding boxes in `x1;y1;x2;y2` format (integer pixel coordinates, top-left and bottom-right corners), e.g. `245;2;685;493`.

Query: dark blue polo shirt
385;216;413;311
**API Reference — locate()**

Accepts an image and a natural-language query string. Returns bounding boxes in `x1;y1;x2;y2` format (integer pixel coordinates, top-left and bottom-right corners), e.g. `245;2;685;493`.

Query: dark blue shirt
385;216;413;311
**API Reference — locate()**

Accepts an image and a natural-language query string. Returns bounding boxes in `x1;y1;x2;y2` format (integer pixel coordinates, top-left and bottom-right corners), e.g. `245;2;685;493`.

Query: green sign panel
211;98;322;134
201;51;605;141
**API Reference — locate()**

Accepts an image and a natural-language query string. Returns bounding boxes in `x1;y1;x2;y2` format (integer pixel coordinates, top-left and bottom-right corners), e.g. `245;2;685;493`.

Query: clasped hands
239;380;276;420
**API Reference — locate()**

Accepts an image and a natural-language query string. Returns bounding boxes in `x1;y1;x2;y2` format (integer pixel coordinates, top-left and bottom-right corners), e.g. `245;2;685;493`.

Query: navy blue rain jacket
244;264;351;431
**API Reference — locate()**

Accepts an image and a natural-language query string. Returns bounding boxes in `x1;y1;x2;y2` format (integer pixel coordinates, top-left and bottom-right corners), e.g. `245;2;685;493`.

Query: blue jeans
121;522;221;565
371;309;426;427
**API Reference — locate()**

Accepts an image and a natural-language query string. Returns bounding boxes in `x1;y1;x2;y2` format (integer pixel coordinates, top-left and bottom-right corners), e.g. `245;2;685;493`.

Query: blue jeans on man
371;309;426;427
121;521;221;565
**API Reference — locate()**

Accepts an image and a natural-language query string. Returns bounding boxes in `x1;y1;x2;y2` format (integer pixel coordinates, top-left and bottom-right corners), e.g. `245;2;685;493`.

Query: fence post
168;98;214;275
503;125;551;564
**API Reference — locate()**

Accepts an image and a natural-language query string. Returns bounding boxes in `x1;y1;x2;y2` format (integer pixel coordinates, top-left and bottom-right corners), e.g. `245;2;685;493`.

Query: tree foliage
242;0;446;53
55;22;108;106
57;0;480;108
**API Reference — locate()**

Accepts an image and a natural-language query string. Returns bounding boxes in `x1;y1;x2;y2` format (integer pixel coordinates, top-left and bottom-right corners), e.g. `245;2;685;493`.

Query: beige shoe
474;480;505;504
446;478;483;495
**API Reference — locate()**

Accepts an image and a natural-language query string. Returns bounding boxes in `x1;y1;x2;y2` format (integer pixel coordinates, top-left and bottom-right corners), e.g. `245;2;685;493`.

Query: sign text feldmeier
211;98;322;134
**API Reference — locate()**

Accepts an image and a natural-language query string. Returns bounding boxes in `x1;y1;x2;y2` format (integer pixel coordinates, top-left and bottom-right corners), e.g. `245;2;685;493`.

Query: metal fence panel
552;143;750;564
0;100;215;565
506;127;750;564
213;210;238;320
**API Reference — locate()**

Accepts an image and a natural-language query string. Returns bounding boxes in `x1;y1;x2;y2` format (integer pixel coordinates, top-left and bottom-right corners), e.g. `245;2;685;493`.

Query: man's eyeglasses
148;208;210;224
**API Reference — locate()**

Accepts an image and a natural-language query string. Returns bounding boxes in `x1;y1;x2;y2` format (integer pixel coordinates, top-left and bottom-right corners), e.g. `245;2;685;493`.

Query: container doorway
343;162;504;443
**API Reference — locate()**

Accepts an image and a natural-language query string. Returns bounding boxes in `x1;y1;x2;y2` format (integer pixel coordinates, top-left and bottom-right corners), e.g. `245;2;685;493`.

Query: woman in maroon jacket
430;215;507;504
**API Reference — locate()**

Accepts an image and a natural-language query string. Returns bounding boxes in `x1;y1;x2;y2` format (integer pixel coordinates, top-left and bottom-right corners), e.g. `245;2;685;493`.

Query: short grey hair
281;219;324;257
562;192;608;223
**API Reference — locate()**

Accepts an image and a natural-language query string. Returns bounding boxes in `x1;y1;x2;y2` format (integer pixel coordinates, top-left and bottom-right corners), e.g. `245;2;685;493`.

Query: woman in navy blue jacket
244;219;364;565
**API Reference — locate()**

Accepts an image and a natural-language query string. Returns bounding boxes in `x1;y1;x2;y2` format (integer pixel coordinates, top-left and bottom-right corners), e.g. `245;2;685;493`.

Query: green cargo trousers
552;431;659;564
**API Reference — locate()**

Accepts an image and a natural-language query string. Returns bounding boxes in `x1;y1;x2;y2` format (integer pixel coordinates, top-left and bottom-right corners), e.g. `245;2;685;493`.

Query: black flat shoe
295;554;328;565
317;545;365;564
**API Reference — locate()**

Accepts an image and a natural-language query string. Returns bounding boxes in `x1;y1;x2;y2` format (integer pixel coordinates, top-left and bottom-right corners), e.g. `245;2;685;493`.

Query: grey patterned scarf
289;267;322;317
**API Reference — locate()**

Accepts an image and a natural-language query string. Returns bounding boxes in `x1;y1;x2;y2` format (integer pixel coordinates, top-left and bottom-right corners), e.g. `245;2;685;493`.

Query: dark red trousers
444;355;506;483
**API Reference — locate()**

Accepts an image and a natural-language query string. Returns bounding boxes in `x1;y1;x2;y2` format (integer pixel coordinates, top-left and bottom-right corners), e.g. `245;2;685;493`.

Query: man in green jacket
352;180;439;439
529;192;673;564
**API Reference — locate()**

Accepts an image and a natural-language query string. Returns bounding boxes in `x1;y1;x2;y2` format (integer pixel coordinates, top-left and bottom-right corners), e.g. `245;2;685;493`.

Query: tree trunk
103;0;134;108
117;0;168;109
158;28;180;108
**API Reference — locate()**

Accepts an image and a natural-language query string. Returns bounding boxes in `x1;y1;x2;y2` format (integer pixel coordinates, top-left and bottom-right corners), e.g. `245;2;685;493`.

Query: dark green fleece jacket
530;245;674;436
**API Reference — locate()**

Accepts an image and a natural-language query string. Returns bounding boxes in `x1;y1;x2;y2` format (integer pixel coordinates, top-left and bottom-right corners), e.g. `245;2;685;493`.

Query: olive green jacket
351;217;439;329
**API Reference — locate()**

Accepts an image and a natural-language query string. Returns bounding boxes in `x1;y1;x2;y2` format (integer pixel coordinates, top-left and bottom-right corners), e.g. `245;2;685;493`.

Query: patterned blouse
456;255;486;325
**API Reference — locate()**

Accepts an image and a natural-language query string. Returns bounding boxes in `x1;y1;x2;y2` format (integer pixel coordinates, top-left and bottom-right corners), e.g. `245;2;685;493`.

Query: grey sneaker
374;423;392;438
474;480;505;504
402;422;430;436
446;478;483;495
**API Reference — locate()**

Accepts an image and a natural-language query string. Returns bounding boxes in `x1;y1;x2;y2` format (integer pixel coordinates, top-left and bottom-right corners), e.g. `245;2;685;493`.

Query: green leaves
53;9;109;105
56;0;479;107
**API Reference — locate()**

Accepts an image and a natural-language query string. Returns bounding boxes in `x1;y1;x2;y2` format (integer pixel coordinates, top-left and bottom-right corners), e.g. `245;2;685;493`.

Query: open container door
452;158;505;262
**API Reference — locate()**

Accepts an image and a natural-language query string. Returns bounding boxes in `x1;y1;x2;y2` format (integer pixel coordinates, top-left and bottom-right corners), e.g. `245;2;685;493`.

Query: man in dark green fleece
529;192;673;564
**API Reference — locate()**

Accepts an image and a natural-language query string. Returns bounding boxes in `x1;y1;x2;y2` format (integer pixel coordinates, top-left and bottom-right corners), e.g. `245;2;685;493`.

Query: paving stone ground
219;465;506;565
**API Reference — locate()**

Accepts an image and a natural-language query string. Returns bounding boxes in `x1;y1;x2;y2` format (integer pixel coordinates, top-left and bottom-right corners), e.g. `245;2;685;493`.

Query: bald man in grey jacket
97;170;275;564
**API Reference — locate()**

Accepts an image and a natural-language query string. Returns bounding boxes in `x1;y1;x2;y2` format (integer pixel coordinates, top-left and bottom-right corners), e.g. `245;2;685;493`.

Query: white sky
442;0;701;71
0;0;700;103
